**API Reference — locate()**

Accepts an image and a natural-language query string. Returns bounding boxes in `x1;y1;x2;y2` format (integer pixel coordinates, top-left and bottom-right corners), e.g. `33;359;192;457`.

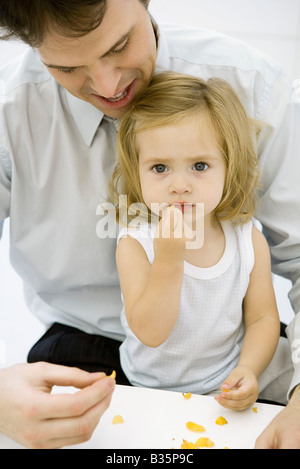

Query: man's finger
37;373;115;419
30;362;106;389
255;425;277;449
25;387;114;448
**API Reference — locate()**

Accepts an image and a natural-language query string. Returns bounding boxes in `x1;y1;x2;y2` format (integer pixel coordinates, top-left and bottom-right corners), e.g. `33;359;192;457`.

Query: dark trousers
27;322;131;386
28;321;288;390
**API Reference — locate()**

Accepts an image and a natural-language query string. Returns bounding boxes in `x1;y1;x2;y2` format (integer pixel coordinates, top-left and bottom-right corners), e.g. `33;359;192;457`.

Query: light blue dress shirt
0;21;300;394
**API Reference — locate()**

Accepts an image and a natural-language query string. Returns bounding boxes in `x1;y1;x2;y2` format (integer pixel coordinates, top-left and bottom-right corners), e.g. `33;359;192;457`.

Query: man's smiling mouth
91;80;136;110
104;86;129;102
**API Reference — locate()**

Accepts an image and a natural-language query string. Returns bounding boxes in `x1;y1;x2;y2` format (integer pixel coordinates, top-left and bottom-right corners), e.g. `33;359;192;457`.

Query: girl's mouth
172;202;194;213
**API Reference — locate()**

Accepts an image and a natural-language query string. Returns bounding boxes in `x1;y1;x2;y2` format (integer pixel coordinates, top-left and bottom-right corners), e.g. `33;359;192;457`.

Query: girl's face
137;113;226;226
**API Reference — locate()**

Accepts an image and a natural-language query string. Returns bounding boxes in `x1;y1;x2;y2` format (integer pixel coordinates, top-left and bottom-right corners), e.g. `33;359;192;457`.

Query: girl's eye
153;164;167;173
193;162;208;172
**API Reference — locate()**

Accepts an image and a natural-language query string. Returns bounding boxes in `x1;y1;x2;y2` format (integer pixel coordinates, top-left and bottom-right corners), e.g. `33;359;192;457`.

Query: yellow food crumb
109;370;116;379
215;416;228;426
181;439;198;449
252;407;258;413
196;437;215;448
112;415;124;424
182;392;192;399
222;389;231;393
181;437;215;449
186;421;205;432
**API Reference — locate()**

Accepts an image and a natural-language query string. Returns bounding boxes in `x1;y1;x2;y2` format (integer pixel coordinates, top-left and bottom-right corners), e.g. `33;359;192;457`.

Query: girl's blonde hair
111;71;261;224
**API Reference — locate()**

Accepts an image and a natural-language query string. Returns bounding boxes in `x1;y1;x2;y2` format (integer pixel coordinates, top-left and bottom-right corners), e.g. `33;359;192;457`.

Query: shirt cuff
287;364;300;400
286;313;300;400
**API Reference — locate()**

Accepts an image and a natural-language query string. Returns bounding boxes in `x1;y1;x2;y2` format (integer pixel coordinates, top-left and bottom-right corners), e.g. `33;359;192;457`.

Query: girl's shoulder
117;220;158;244
232;219;270;272
117;221;157;264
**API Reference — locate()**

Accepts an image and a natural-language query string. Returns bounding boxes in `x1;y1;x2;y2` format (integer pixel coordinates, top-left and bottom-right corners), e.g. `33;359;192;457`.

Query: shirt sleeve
256;72;300;393
286;315;300;398
0;139;11;228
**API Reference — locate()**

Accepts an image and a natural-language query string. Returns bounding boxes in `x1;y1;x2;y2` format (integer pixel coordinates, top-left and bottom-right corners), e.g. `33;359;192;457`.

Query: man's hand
255;384;300;449
0;362;115;449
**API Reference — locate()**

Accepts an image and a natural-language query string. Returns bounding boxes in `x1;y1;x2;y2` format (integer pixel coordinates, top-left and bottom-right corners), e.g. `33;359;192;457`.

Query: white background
0;0;298;367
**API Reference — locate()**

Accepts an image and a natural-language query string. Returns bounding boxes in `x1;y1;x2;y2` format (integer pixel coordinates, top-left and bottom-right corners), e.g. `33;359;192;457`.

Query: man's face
37;0;157;118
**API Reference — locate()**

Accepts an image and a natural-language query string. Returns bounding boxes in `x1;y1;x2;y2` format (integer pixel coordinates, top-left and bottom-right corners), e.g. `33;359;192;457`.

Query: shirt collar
65;91;104;146
153;21;171;73
64;20;170;147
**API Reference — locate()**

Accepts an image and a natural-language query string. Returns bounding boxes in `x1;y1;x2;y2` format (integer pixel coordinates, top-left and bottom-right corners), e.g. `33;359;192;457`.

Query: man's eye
194;162;208;172
57;68;76;74
153;164;167;173
112;38;129;55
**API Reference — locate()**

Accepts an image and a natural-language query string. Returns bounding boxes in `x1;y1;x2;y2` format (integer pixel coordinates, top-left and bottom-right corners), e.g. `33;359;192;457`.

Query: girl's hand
214;366;259;411
154;206;187;262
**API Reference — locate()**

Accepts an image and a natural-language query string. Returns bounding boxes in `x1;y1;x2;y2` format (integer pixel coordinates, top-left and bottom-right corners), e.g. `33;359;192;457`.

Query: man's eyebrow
42;62;79;71
101;28;134;57
42;28;134;71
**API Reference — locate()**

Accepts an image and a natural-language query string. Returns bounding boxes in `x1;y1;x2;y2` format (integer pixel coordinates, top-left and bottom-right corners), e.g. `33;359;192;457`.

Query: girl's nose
169;174;192;194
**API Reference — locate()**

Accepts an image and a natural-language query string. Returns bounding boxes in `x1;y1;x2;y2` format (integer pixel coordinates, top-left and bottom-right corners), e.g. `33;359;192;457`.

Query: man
0;0;299;449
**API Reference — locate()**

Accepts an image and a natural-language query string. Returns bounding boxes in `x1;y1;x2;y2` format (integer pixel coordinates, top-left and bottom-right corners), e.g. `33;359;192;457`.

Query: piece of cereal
182;392;192;399
252;407;258;413
181;439;198;449
186;421;205;432
215;416;228;426
112;415;124;424
109;370;116;379
181;437;215;449
195;437;215;448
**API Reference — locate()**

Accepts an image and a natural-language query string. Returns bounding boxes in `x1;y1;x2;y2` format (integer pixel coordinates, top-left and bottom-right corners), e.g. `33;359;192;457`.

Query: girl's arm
216;225;280;409
116;209;185;347
238;226;280;376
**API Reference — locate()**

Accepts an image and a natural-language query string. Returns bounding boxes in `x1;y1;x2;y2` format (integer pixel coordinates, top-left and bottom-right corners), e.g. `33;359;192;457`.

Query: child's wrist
236;363;259;380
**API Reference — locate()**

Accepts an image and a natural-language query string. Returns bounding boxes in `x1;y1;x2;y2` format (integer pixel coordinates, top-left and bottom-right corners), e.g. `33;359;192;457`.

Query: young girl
111;71;280;410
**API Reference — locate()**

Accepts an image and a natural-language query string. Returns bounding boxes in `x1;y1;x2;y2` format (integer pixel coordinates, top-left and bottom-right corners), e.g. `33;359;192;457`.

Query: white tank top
118;220;254;394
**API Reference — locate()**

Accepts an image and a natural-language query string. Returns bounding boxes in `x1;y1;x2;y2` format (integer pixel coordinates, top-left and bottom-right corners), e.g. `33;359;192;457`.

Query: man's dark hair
0;0;148;47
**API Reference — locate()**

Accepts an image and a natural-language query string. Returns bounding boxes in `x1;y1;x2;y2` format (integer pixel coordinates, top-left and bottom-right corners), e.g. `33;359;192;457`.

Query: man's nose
89;62;122;98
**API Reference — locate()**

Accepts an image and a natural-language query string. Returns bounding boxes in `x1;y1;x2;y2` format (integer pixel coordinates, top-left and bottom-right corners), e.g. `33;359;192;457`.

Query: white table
0;384;284;449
